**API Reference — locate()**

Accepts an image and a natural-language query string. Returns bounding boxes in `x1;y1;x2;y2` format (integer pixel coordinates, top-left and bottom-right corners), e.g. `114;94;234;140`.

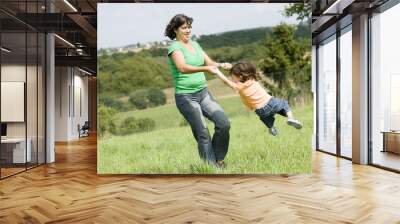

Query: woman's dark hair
230;62;261;82
164;14;193;40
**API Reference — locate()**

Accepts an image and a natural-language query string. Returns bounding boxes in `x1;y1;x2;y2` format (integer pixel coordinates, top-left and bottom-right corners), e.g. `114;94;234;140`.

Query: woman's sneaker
269;127;278;136
287;119;303;129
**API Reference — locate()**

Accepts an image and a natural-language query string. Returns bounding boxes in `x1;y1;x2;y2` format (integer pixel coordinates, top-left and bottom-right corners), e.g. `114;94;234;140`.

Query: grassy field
98;94;313;174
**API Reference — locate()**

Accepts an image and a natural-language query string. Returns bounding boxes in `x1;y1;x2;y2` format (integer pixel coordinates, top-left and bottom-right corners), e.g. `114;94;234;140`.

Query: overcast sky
98;3;299;49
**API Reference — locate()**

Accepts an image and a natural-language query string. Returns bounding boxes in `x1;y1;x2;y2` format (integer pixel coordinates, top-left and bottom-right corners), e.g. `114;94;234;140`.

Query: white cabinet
1;138;32;163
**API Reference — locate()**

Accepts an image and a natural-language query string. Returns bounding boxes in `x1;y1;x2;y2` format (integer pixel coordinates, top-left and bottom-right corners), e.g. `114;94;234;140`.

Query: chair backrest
82;121;90;129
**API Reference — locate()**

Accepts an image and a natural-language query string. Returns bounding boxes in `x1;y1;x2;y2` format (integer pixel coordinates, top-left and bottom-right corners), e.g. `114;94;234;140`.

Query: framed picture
97;3;312;174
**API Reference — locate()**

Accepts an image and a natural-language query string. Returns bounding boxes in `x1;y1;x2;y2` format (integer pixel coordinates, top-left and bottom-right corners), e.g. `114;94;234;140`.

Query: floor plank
0;135;400;223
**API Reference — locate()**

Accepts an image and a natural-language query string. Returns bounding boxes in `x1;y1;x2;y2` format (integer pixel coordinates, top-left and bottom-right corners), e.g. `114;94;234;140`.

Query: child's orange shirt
236;79;272;110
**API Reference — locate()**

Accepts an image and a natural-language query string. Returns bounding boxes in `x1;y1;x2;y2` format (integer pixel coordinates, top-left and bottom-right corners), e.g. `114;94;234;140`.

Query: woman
165;14;232;168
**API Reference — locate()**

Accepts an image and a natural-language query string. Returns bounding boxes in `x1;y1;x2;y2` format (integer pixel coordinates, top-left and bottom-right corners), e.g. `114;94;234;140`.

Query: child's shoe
269;127;278;136
287;119;303;129
216;160;227;169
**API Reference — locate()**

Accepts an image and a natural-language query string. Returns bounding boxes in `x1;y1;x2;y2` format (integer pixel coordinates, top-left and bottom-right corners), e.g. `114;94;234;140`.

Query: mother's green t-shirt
167;40;207;94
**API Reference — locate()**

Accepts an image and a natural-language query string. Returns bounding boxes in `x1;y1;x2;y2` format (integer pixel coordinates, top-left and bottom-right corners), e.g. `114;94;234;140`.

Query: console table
381;131;400;154
1;138;32;164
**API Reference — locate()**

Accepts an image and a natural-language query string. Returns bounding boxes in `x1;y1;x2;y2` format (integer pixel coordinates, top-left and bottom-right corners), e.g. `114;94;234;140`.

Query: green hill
197;27;273;49
197;24;309;49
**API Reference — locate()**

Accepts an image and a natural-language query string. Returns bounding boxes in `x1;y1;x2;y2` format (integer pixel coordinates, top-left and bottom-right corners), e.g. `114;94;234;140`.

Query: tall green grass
98;96;312;174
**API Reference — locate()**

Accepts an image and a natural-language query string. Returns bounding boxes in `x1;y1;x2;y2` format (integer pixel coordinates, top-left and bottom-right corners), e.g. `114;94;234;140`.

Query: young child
211;62;302;136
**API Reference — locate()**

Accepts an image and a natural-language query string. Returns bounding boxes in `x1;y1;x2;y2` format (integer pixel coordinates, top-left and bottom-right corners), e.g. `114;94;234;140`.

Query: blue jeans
175;88;230;164
255;98;291;128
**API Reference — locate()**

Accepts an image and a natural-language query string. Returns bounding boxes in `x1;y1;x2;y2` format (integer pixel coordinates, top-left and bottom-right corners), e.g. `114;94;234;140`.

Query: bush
114;116;156;135
99;95;130;111
116;116;138;135
136;118;156;132
119;102;134;112
99;95;113;106
128;88;167;110
129;89;149;109
98;104;117;137
147;88;166;106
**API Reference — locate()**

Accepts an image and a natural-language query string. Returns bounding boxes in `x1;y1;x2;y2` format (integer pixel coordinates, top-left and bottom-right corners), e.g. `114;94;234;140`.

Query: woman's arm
203;51;219;67
170;51;215;74
212;68;239;90
203;52;232;70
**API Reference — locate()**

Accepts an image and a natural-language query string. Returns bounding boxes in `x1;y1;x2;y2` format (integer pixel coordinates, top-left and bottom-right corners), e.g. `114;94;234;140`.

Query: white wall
352;14;369;164
317;37;337;154
55;67;70;141
1;64;25;81
339;29;353;158
46;32;55;163
311;45;317;150
72;73;89;137
55;67;89;141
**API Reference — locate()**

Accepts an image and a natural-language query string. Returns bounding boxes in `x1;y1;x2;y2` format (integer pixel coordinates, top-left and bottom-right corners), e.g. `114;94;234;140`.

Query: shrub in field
136;118;156;132
99;95;132;112
119;102;135;112
98;95;113;106
147;88;166;106
129;88;167;110
99;95;121;108
115;116;156;135
129;89;149;109
116;116;139;135
98;104;117;137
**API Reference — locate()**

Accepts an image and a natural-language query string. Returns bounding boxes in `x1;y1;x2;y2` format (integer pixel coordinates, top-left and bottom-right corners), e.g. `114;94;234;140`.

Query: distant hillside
98;54;171;98
197;24;310;50
99;24;310;54
197;27;273;49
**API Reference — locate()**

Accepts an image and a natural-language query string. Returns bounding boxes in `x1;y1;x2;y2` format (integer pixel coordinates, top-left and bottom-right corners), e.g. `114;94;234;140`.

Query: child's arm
212;68;239;90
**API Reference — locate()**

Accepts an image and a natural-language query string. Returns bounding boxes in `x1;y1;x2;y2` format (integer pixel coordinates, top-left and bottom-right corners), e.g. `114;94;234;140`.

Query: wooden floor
373;151;400;171
1;167;26;178
1;135;400;223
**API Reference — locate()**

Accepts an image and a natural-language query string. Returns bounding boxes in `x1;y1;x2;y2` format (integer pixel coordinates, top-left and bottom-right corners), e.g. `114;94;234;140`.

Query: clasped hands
206;62;232;74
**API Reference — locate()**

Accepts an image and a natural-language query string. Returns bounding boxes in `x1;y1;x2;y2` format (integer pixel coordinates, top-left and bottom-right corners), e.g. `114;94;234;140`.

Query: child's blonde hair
229;62;261;82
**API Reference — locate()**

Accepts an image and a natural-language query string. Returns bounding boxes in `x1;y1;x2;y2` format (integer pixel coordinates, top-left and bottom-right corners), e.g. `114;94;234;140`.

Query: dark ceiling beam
0;19;27;31
55;47;97;56
86;0;97;11
52;0;78;13
55;55;97;73
323;0;356;14
311;0;382;39
0;8;37;31
55;55;96;65
13;13;82;32
311;15;335;34
78;66;97;76
66;13;97;46
5;12;96;48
